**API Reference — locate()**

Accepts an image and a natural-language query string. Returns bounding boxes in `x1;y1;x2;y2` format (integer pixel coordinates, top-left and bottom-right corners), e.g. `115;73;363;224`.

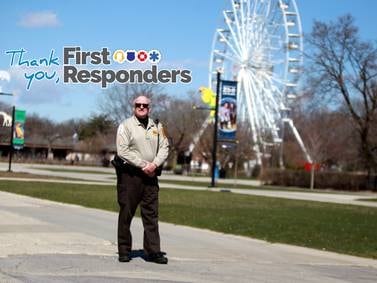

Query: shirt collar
132;115;156;129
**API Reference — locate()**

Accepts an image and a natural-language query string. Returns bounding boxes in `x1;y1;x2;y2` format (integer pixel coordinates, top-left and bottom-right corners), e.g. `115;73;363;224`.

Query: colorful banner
218;80;237;140
13;109;26;148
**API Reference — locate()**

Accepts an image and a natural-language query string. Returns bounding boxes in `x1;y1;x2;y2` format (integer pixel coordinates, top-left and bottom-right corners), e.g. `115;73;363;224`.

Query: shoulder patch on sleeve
160;125;168;139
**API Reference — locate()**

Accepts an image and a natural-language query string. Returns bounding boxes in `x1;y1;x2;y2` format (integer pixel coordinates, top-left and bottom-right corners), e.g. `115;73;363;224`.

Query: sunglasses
135;103;149;109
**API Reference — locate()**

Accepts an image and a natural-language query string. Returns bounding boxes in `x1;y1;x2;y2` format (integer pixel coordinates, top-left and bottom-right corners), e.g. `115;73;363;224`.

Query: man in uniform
115;95;169;264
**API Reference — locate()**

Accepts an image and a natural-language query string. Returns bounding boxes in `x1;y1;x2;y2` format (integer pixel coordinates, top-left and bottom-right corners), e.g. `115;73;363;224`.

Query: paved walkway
1;162;262;186
1;162;376;207
1;191;377;282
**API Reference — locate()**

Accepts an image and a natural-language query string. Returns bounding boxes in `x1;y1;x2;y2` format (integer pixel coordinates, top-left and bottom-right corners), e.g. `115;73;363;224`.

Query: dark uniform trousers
116;165;160;256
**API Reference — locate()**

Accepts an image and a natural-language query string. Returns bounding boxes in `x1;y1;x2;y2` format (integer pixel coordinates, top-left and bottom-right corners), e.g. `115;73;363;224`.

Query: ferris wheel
209;0;311;165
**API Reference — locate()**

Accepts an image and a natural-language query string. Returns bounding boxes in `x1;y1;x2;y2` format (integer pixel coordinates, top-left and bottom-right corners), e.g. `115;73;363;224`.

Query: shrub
261;169;377;191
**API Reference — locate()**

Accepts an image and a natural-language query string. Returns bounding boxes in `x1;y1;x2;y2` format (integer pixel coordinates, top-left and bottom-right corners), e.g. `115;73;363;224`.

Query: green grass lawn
30;167;114;175
160;179;297;190
0;180;376;259
0;171;88;181
358;198;377;202
159;179;368;195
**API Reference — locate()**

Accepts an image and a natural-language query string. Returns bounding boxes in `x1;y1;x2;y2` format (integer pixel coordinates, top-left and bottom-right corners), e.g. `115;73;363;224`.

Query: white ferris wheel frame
208;0;312;165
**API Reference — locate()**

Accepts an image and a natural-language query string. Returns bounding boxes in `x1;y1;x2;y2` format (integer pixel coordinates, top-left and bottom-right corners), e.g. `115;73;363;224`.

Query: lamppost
210;72;221;187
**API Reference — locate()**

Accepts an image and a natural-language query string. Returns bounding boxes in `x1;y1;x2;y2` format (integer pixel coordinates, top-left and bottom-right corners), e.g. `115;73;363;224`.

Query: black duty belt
112;154;161;177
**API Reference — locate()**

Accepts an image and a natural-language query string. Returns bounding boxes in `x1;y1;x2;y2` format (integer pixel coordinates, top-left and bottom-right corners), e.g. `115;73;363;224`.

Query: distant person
115;95;170;264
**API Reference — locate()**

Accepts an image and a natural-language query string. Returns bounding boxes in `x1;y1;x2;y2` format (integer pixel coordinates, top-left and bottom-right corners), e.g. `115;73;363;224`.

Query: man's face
133;96;150;119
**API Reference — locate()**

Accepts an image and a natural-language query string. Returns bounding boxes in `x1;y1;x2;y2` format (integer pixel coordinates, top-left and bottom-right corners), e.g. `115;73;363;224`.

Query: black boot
118;253;131;262
147;252;168;264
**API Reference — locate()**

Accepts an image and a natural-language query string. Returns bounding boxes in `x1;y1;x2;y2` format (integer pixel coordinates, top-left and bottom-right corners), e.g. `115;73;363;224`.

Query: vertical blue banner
218;80;237;140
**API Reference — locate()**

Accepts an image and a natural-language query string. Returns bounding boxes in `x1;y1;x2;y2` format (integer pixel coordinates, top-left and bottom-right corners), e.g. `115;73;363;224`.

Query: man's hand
142;162;157;177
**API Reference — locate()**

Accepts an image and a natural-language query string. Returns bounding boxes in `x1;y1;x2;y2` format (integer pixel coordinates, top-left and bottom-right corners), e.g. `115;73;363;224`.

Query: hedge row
261;169;377;191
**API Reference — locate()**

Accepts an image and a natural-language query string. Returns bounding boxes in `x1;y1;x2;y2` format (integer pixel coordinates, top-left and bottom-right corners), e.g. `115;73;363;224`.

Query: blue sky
0;0;376;122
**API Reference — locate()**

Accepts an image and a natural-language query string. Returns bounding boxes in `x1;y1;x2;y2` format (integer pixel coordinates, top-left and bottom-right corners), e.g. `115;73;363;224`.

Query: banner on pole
218;80;237;140
13;109;26;148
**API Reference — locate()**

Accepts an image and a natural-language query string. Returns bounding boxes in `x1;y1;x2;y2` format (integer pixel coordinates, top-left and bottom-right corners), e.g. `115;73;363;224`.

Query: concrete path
0;162;262;186
0;191;377;283
1;162;377;207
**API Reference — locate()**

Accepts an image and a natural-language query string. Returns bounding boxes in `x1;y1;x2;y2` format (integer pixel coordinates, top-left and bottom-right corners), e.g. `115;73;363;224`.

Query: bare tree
306;14;377;174
25;114;59;158
296;110;350;167
193;120;256;176
99;84;208;167
78;114;115;140
158;92;207;159
99;84;170;123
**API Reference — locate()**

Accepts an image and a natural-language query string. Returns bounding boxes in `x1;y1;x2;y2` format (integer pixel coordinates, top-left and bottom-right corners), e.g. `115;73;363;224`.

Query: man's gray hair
133;95;151;106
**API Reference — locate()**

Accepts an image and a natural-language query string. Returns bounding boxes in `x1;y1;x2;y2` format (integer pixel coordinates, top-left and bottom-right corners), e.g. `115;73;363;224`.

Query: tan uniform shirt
116;115;170;168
